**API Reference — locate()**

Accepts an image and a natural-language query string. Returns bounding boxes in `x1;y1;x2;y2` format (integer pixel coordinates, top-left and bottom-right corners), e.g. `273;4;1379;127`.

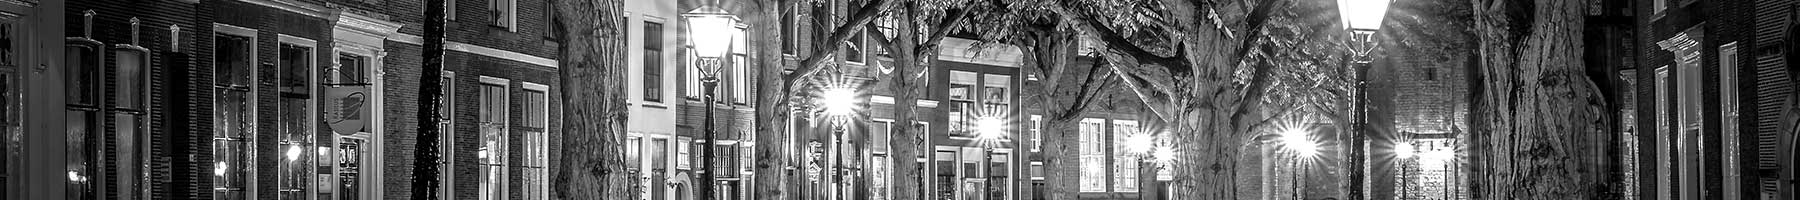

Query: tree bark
410;0;446;199
1468;0;1613;199
1039;118;1079;200
748;0;793;199
549;0;638;199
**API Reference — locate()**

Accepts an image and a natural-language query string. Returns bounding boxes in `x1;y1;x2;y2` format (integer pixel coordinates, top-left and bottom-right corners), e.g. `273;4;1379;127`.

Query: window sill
641;103;667;109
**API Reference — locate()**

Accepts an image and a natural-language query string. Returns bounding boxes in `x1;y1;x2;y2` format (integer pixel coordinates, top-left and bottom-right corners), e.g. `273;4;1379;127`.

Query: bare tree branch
784;0;893;87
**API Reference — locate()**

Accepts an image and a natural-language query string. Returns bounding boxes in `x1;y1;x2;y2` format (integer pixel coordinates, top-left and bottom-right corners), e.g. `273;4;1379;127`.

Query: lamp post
1282;128;1319;200
974;116;1006;200
1122;131;1169;200
684;5;738;200
816;83;860;200
1336;1;1393;199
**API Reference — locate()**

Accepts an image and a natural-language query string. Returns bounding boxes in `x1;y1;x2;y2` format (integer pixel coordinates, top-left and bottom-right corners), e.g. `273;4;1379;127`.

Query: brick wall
380;41;565;200
1390;48;1469;135
63;0;202;199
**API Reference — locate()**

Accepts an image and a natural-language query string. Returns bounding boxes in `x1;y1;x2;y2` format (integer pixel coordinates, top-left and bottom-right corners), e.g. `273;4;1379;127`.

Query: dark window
1423;68;1438;81
644;22;663;102
64;40;102;200
781;14;796;54
489;0;515;29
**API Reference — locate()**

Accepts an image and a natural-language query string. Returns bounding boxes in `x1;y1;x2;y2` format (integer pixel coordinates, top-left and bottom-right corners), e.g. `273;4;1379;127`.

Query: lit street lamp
683;4;738;200
1336;0;1393;199
812;76;862;200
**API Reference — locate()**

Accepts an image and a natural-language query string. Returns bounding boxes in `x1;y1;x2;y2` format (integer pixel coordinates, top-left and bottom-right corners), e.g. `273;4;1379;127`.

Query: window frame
521;82;550;200
438;71;457;200
1077;118;1106;192
274;35;319;200
643;20;664;103
110;25;155;199
489;0;517;31
477;76;511;200
1111;120;1139;192
210;23;260;200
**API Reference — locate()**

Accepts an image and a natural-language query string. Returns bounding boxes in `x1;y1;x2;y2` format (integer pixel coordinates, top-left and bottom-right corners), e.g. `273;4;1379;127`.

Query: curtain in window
478;83;509;200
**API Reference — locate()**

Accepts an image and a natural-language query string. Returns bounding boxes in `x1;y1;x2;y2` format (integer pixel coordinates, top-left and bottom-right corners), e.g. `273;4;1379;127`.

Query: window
0;19;21;198
1422;68;1437;81
489;0;515;30
780;14;796;55
1029;115;1041;152
1653;0;1666;14
989;152;1011;200
1718;43;1744;196
677;137;692;170
438;71;456;200
478;80;509;200
731;27;749;104
1112;120;1139;192
521;85;550;200
683;44;702;100
276;41;316;200
949;71;978;137
211;29;257;200
113;30;153;199
1078;118;1106;192
845;1;867;63
982;74;1011;108
935;150;959;199
544;3;560;40
949;71;977;101
627;136;641;170
447;0;457;21
872;120;891;154
64;26;103;200
643;22;663;102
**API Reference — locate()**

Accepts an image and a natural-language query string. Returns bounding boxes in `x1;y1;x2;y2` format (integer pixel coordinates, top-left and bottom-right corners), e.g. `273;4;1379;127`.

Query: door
325;133;371;200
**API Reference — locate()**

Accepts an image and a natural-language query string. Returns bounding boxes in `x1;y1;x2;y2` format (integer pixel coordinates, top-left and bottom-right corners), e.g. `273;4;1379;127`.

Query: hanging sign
323;85;370;135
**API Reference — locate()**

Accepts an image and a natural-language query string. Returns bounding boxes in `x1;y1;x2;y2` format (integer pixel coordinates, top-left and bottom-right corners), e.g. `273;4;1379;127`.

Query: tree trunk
748;0;794;199
1038;118;1079;200
410;0;447;199
1164;109;1245;199
1469;0;1613;198
549;0;638;199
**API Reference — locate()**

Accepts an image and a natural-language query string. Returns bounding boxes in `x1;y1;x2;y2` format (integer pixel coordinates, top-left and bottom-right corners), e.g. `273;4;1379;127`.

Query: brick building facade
41;0;571;199
1628;0;1799;199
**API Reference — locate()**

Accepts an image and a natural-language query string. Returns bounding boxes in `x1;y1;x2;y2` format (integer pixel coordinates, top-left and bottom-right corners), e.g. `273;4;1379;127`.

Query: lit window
1112;120;1139;192
210;31;256;200
1029;115;1041;152
731;27;749;104
1078;118;1106;192
478;81;509;200
488;0;516;31
521;85;550;200
276;42;316;199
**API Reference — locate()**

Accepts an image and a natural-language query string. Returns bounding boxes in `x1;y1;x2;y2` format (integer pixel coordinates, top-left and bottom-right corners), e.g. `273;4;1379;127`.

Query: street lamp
684;4;738;200
1337;1;1393;199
